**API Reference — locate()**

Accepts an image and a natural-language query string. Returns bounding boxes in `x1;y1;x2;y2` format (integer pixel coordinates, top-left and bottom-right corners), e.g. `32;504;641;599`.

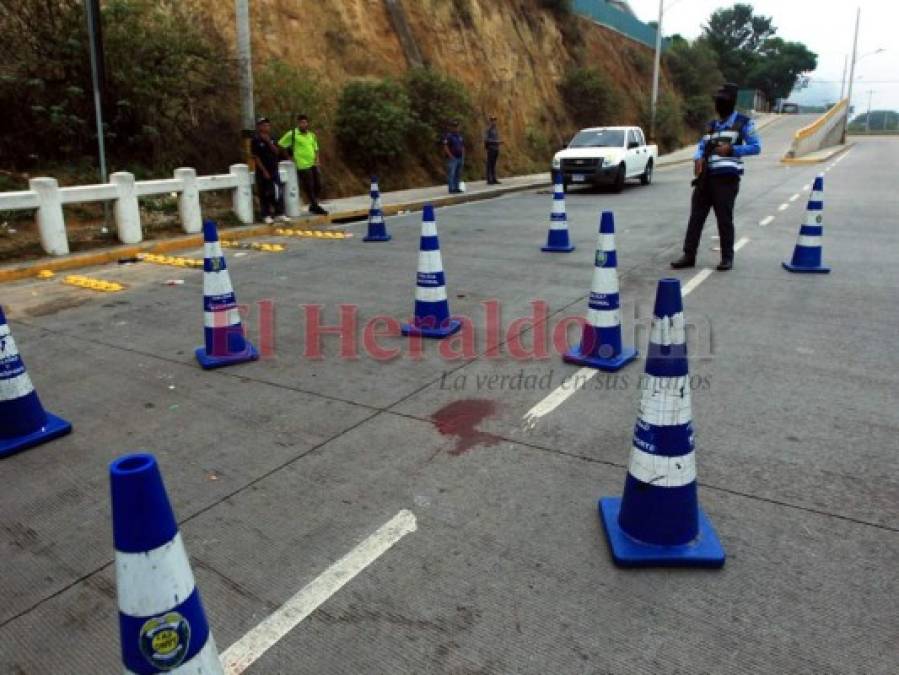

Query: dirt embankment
193;0;672;193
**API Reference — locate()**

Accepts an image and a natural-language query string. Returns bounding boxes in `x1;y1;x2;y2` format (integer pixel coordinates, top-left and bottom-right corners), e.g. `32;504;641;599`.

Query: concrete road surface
1;114;897;674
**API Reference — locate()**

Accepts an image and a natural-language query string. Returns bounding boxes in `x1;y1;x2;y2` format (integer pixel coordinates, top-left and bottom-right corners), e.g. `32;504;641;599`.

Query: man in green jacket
278;114;328;215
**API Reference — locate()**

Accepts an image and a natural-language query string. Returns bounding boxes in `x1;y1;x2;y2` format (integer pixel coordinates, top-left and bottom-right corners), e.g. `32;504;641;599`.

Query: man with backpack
278;114;328;215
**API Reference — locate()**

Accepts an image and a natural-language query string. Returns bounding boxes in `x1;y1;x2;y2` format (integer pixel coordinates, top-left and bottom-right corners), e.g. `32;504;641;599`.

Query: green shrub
559;67;621;128
404;67;473;146
640;92;685;152
0;0;237;173
255;60;330;136
335;80;412;172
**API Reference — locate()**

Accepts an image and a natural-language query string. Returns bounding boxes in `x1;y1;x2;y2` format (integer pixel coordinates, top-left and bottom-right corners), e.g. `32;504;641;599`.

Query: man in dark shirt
484;116;502;184
251;117;288;224
443;120;465;194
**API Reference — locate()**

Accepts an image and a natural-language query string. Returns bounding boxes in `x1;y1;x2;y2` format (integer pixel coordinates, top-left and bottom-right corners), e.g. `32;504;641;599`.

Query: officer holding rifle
671;83;761;271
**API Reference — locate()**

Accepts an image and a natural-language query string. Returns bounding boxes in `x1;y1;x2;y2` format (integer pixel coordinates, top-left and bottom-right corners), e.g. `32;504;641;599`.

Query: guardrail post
230;163;253;224
279;160;301;218
174;167;202;234
29;177;69;256
110;172;142;244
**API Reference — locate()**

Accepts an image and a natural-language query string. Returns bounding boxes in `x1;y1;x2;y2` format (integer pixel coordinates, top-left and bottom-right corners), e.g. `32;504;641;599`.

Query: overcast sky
626;0;898;115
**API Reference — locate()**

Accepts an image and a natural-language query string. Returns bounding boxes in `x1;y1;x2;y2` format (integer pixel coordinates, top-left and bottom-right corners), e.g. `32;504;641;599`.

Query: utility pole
84;0;110;229
839;54;848;99
650;0;664;141
843;7;860;143
235;0;255;162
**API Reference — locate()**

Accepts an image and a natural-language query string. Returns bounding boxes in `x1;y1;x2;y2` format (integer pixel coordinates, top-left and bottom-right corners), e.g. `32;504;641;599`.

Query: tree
700;3;816;103
747;38;817;102
663;36;723;129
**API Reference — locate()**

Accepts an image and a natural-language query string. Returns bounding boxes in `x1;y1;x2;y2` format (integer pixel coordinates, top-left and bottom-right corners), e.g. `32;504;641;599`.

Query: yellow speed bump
274;228;353;240
37;270;55;279
138;253;204;268
63;275;126;292
220;240;286;253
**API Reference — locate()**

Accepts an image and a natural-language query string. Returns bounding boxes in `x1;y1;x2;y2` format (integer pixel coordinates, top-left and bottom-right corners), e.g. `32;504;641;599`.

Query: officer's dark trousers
486;148;499;183
683;173;740;261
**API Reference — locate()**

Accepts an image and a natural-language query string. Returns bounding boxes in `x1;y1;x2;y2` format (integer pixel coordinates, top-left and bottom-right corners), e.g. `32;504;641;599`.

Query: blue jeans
447;156;463;192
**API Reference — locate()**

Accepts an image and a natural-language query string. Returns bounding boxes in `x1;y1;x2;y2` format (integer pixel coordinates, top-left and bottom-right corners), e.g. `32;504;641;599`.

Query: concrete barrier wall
0;162;300;256
785;99;849;158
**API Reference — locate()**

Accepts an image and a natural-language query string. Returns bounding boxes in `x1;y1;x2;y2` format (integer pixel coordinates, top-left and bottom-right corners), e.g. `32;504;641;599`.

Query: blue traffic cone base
400;319;462;339
0;412;71;459
563;345;637;372
781;261;830;274
195;342;259;370
541;243;575;253
364;232;392;242
598;497;725;568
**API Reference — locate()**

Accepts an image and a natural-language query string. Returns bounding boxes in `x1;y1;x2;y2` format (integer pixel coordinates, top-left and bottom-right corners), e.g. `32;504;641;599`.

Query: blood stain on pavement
431;399;502;456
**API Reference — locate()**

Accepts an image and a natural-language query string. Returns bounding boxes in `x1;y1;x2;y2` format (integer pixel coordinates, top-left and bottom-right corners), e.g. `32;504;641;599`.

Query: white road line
759;215;775;227
521;267;713;429
802;184;811;191
778;203;790;211
681;267;713;295
221;510;418;674
734;237;750;252
789;193;800;202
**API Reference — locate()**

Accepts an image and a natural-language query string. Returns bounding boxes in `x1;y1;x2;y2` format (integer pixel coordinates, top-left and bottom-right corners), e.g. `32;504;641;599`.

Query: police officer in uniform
671;83;761;271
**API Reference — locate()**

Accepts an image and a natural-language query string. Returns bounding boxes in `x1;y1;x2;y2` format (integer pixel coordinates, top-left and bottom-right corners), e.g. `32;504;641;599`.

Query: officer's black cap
713;83;739;102
255;116;270;125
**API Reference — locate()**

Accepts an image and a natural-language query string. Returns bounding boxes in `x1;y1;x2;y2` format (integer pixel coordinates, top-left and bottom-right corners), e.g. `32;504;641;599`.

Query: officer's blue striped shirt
693;112;761;177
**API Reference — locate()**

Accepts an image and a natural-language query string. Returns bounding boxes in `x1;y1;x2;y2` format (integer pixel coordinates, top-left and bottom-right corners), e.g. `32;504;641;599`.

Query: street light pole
650;0;664;140
235;0;255;161
843;7;860;143
840;54;848;99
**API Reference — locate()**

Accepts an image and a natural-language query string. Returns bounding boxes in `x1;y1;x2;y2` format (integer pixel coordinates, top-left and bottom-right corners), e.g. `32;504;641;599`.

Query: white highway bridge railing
0;161;303;256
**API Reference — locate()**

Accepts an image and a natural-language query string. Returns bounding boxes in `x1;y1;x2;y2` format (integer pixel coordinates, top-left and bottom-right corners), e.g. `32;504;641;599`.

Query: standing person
442;120;465;194
671;83;760;271
278;114;328;215
484;115;502;184
251;117;288;224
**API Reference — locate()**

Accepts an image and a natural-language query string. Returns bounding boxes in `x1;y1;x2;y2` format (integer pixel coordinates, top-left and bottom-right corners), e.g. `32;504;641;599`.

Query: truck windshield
569;130;625;148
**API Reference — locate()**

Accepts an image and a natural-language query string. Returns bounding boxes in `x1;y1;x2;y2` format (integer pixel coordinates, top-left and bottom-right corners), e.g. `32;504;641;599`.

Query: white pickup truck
552;126;658;192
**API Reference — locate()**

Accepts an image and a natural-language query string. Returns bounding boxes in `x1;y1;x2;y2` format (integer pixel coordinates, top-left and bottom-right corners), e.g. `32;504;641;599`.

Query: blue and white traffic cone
0;305;72;458
401;204;461;339
195;220;259;369
598;278;725;567
783;173;830;273
541;170;575;253
363;176;391;242
110;453;224;674
563;212;637;371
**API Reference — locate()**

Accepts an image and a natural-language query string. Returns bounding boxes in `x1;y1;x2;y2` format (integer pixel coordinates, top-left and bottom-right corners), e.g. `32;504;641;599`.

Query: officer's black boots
717;259;733;271
670;255;696;269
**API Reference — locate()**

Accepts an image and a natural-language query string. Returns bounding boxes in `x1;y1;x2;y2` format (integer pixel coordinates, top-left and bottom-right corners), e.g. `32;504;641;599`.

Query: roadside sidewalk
0;114;785;283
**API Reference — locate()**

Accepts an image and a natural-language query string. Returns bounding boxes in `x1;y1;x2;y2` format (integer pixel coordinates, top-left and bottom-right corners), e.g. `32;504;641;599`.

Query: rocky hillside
192;0;670;194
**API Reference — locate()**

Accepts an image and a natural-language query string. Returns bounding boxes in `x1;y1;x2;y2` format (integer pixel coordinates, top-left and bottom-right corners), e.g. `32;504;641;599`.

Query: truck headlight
552;157;561;169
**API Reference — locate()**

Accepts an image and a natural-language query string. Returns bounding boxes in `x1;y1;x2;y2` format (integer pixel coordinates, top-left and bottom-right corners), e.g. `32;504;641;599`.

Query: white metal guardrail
0;161;303;256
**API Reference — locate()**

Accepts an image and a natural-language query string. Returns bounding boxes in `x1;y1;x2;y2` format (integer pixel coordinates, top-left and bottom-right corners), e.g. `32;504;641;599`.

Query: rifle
690;133;720;190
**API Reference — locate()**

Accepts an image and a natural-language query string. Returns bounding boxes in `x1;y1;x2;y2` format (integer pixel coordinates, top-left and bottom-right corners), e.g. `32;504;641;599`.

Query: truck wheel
613;164;626;193
640;160;653;186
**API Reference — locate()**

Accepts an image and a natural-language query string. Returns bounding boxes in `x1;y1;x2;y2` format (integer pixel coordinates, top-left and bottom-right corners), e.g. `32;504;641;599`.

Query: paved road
1;115;897;674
